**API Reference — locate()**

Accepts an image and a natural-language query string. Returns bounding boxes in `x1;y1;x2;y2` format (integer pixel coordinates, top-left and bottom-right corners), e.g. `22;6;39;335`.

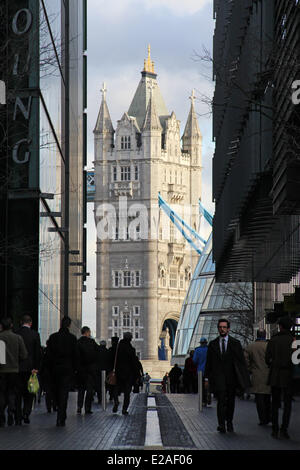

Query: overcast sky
82;0;215;336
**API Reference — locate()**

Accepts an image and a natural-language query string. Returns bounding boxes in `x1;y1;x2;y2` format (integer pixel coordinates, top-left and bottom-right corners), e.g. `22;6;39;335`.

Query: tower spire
142;83;162;132
94;82;114;134
101;82;107;101
183;89;201;139
182;90;202;159
143;44;155;74
189;89;196;106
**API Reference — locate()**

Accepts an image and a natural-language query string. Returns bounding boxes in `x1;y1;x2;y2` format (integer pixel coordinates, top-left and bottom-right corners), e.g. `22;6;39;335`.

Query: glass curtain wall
38;0;86;344
68;0;85;335
172;235;253;365
38;0;65;345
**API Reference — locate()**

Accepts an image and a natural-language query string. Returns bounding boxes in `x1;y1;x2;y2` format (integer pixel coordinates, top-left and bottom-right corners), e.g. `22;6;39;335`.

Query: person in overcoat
169;364;182;393
15;315;41;425
95;340;110;403
0;317;27;427
77;326;99;414
39;340;57;413
265;316;295;439
113;332;138;415
244;330;271;425
133;356;144;393
162;372;170;393
45;316;79;426
204;318;251;433
183;351;197;393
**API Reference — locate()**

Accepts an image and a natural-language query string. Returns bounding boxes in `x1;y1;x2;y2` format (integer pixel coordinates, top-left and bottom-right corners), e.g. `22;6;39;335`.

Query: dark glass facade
212;0;300;284
0;1;87;344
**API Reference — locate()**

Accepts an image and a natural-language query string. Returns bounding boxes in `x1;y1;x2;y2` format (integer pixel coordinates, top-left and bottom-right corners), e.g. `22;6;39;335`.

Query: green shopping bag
27;372;40;394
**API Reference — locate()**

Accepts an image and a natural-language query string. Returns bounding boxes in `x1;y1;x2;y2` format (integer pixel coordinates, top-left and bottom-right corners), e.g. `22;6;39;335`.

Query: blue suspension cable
198;200;213;226
158;193;206;244
158;193;205;255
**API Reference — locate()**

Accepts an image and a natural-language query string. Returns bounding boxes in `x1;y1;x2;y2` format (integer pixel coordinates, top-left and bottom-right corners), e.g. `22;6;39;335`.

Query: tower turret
93;83;114;160
182;89;202;164
142;82;162;158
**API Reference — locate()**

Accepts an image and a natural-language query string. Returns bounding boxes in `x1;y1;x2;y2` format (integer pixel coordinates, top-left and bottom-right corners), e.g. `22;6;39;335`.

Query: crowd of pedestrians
0;313;297;438
0;315;145;427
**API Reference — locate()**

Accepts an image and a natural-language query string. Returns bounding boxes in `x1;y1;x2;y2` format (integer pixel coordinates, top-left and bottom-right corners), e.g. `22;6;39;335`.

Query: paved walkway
167;393;300;450
0;392;299;450
0;393;143;451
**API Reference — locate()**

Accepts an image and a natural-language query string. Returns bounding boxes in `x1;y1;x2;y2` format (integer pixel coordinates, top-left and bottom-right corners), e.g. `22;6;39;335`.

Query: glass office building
172;235;252;365
39;0;87;344
0;1;87;345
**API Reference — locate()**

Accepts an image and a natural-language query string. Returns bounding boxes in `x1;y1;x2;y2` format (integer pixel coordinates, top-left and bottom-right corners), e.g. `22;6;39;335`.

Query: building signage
292;80;300;105
5;1;39;189
0;0;40;323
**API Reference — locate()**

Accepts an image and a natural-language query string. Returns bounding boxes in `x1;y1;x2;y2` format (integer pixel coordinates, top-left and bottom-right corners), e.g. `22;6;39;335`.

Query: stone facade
93;50;202;367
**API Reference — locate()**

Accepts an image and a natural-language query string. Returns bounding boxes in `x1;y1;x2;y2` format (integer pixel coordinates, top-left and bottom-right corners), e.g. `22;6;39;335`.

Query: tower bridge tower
93;47;202;373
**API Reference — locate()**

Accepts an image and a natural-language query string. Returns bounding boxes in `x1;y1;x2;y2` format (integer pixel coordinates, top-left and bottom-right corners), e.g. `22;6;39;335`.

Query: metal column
101;370;106;411
198;371;203;412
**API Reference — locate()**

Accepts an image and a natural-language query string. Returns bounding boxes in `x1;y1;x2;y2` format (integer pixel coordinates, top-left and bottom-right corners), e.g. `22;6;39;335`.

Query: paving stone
111;393;147;449
155;394;196;449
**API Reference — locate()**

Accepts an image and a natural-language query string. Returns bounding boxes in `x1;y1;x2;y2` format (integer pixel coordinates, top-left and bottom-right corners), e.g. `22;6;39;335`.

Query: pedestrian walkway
167;393;300;450
0;393;144;450
0;392;299;450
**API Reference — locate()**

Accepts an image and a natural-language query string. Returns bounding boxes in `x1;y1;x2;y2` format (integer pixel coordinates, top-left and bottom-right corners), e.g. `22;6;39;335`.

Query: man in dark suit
45;316;79;426
204;318;250;433
77;326;99;414
15;315;41;425
39;340;57;413
113;332;138;415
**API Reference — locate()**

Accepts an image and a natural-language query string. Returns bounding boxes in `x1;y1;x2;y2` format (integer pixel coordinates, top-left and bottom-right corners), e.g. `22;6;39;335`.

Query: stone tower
94;47;202;374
